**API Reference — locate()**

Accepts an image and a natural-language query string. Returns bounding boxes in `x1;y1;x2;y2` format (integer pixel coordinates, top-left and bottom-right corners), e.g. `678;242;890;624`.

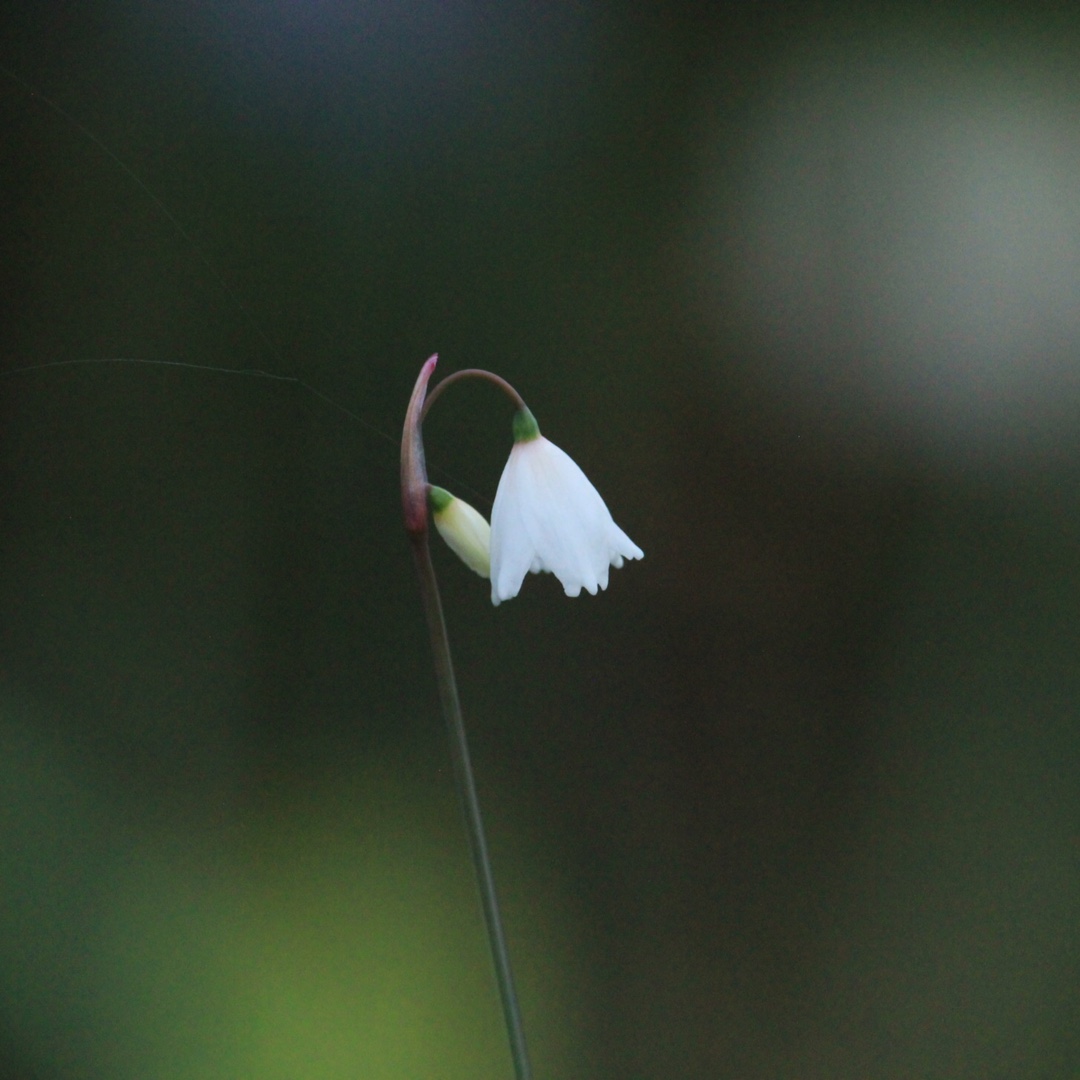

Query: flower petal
430;487;491;578
489;435;643;605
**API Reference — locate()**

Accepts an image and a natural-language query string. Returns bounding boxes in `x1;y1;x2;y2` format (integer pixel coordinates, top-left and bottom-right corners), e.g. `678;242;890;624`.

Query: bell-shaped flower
489;407;643;605
429;485;491;578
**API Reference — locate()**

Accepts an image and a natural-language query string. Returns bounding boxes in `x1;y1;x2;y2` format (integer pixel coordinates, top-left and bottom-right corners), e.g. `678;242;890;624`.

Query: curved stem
422;368;528;421
410;532;533;1080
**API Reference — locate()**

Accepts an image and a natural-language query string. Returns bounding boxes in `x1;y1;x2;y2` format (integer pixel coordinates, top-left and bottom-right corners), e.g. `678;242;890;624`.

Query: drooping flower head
402;359;642;605
489;406;643;605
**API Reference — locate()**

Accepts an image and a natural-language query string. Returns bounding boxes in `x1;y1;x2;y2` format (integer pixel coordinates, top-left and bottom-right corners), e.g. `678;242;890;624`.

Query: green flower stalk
402;354;643;1078
400;355;532;1080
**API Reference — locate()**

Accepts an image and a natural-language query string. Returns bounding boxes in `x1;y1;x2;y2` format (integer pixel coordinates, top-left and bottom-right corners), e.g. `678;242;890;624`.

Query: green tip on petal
427;485;454;513
512;406;540;443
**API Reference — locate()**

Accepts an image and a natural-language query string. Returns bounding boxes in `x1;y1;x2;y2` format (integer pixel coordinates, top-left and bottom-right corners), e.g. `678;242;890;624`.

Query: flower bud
429;486;491;578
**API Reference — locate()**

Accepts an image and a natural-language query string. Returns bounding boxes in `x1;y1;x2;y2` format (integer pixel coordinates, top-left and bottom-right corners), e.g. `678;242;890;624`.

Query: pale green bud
429;486;491;578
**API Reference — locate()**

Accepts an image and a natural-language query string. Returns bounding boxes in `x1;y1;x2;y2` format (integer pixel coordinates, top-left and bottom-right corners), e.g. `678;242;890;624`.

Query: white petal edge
489;436;643;605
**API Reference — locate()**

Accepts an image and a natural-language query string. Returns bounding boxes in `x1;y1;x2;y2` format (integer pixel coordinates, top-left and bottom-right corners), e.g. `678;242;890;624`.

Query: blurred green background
3;4;1080;1077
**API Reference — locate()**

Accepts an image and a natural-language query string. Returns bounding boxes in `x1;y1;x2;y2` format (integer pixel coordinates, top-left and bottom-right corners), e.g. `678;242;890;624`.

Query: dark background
3;4;1080;1077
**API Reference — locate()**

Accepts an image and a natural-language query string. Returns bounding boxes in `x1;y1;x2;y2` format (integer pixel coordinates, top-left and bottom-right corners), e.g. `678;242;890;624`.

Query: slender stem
410;532;533;1080
422;368;528;420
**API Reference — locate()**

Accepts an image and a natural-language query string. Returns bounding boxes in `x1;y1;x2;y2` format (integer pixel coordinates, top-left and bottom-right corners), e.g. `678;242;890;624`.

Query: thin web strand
0;357;391;445
3;69;490;506
2;64;284;368
1;358;490;505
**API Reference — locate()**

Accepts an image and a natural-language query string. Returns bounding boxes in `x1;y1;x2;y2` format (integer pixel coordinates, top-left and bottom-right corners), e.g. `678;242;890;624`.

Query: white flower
489;411;643;605
430;486;491;578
